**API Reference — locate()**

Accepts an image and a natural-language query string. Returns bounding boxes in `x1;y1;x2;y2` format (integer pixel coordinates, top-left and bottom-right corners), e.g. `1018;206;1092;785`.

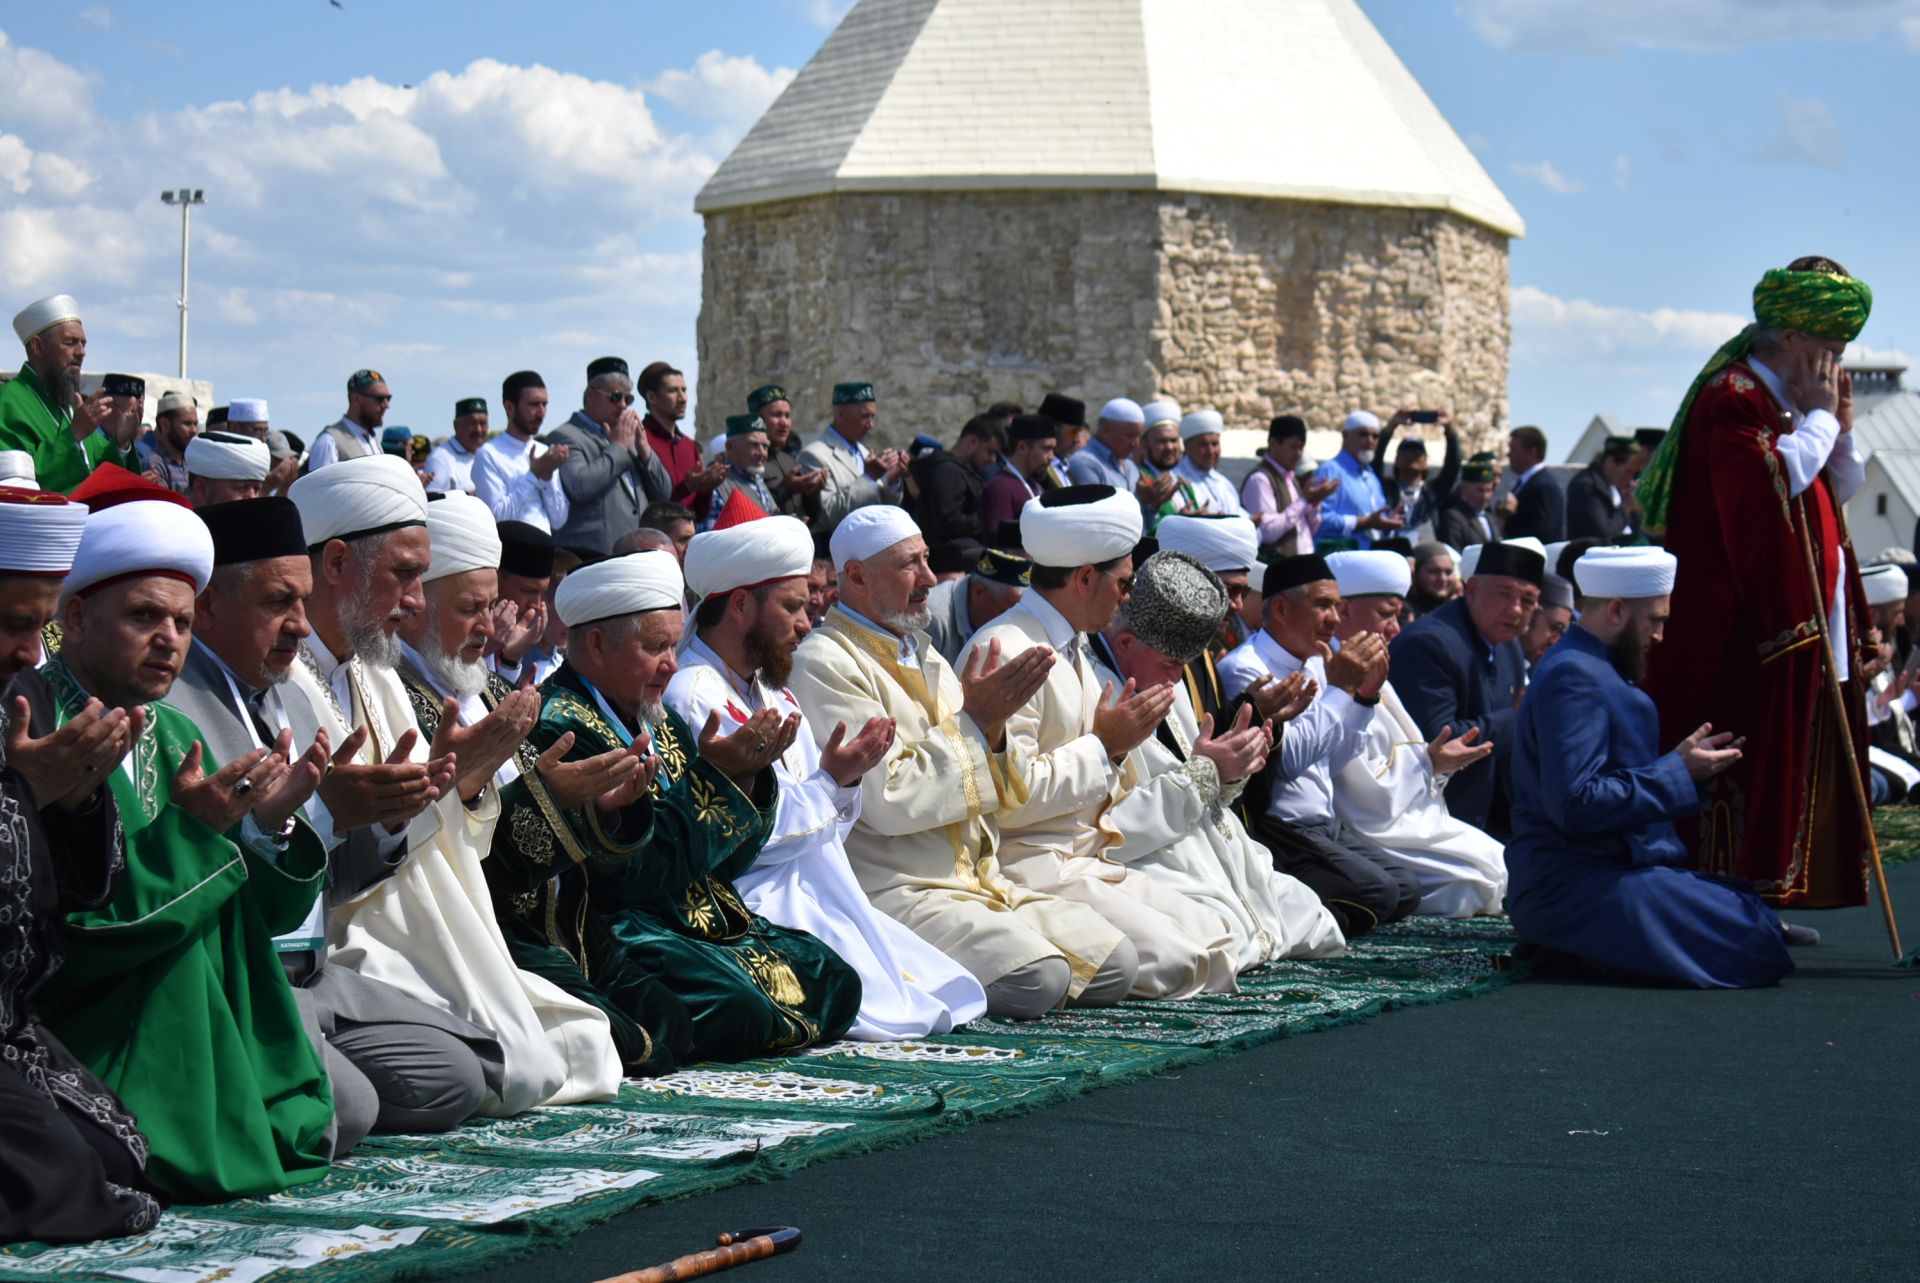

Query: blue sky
1;0;1914;455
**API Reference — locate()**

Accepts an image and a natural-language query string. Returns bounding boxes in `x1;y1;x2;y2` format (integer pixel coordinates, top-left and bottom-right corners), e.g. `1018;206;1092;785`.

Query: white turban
1021;487;1142;568
686;514;814;599
1572;546;1677;600
1327;549;1412;598
228;398;269;424
556;550;683;626
185;431;270;482
288;454;428;548
830;504;921;571
423;493;503;583
63;499;213;604
1343;410;1381;433
1156;514;1258;573
12;295;79;343
1543;540;1571;576
0;492;86;576
0;450;36;490
1098;397;1144;425
1141;399;1181;428
1179;409;1224;441
1862;564;1910;607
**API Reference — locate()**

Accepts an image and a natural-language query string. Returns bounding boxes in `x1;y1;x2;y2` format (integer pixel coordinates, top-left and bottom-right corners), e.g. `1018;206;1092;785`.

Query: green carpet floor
0;917;1514;1283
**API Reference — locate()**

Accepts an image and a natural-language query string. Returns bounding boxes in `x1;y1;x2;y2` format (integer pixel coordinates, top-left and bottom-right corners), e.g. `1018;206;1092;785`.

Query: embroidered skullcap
497;521;555;579
0;489;86;576
199;498;306;566
1343;410;1381;433
1141;399;1181;429
63;494;213;603
1327;550;1411;599
974;546;1031;587
1572;546;1676;600
830;504;922;571
686;513;814;599
454;397;487;419
725;413;767;438
185;430;270;482
1178;409;1224;441
1861;564;1909;607
156;391;195;416
1461;460;1496;483
0;450;36;490
833;382;875;405
1020;484;1142;569
12;295;79;343
555;549;683;625
747;384;788;415
586;356;628;382
1098;397;1144;426
1123;551;1227;665
288;453;428;549
347;369;385;393
422;493;502;583
1155;514;1258;574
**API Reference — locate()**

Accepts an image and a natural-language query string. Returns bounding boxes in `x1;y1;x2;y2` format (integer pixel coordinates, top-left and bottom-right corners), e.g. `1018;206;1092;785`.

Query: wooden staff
594;1227;802;1283
1793;497;1903;958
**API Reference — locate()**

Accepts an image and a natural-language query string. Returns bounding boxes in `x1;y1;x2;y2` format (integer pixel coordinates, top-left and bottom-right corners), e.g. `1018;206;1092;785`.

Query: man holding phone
0;295;142;494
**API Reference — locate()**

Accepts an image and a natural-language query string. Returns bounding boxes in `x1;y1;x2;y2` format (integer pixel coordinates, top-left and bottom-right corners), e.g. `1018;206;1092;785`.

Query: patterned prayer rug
1;915;1513;1283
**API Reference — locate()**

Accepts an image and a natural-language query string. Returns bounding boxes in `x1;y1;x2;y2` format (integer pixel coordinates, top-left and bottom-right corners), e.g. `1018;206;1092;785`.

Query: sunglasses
359;392;393;404
595;390;635;404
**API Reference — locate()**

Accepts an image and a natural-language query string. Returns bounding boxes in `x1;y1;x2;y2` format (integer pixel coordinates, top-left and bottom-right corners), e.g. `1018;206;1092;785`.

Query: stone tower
694;0;1524;448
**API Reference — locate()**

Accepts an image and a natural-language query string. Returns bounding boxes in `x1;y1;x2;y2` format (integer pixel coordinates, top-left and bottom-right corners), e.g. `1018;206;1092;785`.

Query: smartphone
1408;409;1441;424
102;374;145;400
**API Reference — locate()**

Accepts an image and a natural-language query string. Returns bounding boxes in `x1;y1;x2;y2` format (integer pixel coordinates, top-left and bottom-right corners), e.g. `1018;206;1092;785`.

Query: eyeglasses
595;390;635;405
1102;567;1134;595
359;393;393;404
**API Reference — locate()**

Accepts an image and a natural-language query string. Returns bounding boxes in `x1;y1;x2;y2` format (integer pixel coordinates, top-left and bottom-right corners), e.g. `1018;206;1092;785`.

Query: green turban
1638;265;1873;537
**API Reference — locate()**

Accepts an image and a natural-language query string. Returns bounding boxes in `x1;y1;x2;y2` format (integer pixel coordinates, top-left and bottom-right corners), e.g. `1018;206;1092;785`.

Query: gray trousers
293;968;491;1156
983;937;1141;1020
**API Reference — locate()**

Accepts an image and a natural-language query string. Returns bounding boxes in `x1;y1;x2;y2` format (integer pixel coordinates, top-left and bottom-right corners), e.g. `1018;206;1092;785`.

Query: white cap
686;514;814;598
1327;549;1412;599
1862;563;1910;607
1098;397;1144;425
63;499;214;605
1342;410;1382;433
0;451;36;488
1572;546;1678;600
1543;540;1571;577
185;431;270;482
1020;486;1142;568
1155;513;1257;573
1140;399;1181;428
1178;409;1224;441
423;494;503;583
288;454;428;548
830;504;922;571
228;398;269;424
556;550;684;626
12;295;79;344
156;391;196;416
0;491;86;575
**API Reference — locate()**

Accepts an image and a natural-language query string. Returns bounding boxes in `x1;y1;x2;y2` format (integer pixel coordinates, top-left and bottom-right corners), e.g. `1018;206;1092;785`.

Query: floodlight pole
160;188;205;378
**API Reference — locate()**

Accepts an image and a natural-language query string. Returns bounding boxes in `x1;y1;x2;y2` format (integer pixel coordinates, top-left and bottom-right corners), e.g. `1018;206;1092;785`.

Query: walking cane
1793;502;1903;959
594;1226;802;1283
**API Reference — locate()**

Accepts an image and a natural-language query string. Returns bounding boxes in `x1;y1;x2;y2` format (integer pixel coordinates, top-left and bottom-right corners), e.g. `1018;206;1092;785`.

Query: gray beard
636;701;664;730
341;582;407;670
879;606;931;635
421;617;488;697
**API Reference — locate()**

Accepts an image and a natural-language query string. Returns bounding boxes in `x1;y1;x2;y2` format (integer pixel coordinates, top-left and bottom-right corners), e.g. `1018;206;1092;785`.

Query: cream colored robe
787;606;1124;999
291;638;621;1114
1332;679;1508;917
968;597;1237;998
1102;673;1346;972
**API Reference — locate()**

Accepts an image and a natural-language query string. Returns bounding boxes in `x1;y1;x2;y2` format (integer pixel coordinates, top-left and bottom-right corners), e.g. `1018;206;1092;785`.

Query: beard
421;616;489;697
635;700;665;730
341;579;409;671
743;616;795;688
1608;635;1649;684
49;365;81;409
878;605;932;635
1352;447;1376;466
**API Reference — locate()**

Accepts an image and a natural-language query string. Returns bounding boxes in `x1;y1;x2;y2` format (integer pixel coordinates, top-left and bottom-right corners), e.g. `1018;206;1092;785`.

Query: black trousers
1250;814;1423;939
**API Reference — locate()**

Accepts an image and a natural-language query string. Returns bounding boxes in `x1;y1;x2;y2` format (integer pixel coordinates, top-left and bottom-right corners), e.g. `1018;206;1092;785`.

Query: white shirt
1173;457;1248;516
424;439;478;494
305;417;377;472
474;432;570;532
1216;629;1371;824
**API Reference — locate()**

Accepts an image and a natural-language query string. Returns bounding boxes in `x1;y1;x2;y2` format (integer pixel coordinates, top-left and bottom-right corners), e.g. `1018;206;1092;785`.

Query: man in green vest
0;295;142;493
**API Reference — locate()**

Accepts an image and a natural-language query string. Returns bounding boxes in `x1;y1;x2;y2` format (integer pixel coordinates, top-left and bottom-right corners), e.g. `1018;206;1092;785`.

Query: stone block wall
698;188;1510;451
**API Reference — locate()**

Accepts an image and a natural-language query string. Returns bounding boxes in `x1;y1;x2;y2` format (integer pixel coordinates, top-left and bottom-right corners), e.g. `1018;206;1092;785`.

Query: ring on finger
235;777;255;797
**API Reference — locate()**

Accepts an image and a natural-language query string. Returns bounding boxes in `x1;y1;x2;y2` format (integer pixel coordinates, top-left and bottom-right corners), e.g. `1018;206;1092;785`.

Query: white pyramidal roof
696;0;1524;238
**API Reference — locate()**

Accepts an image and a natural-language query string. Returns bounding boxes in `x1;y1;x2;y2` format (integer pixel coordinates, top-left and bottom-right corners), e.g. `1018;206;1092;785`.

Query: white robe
1101;674;1346;970
1332;679;1508;917
291;637;621;1114
968;596;1238;998
666;636;988;1039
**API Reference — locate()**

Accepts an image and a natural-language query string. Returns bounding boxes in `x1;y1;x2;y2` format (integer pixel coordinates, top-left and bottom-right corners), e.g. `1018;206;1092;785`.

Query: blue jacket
1388;597;1526;831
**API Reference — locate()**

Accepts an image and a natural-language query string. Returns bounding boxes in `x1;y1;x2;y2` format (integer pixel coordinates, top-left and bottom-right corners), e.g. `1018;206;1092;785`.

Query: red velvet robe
1644;361;1871;908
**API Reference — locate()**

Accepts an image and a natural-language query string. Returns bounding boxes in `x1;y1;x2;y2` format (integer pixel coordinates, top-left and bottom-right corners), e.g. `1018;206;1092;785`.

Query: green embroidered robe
470;662;860;1071
0;364;138;494
35;660;334;1201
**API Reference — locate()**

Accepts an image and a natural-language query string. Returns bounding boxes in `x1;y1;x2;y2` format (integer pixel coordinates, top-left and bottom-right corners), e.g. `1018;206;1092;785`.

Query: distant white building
1844;364;1920;563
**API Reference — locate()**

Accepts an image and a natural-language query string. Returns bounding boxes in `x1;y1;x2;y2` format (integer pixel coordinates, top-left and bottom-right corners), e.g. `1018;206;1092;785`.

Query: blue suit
1507;626;1790;989
1388;598;1525;835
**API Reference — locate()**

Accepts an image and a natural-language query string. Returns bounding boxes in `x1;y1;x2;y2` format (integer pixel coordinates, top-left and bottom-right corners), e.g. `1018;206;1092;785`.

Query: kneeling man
1508;547;1793;988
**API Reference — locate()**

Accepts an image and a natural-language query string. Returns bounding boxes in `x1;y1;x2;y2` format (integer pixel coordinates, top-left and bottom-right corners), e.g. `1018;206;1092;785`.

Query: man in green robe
34;476;341;1201
1;295;142;494
485;549;862;1071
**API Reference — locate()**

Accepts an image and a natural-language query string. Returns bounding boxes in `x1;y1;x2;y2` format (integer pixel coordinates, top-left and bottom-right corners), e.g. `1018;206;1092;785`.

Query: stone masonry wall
698;189;1510;452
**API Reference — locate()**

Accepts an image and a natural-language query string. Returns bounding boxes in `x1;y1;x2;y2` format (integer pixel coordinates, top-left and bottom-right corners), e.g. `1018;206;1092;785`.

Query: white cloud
0;30;95;128
647;51;796;130
0;134;29;194
806;0;856;29
1459;0;1920;54
1510;284;1744;360
1509;159;1584;194
77;6;112;32
1611;154;1631;188
1753;97;1847;171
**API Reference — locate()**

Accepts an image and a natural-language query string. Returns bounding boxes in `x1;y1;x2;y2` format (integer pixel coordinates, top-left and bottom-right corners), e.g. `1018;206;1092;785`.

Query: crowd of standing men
0;255;1904;1247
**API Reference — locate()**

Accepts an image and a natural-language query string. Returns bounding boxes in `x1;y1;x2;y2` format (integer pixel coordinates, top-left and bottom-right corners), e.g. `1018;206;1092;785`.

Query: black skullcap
1008;414;1058;444
1633;428;1667;451
498;520;556;579
586;356;629;382
1473;542;1546;587
502;370;545;403
991;518;1024;552
206;405;228;428
454;397;487;418
201;497;306;567
1266;553;1335;594
1038;393;1086;428
929;538;985;576
1038;483;1114;508
1268;414;1307;442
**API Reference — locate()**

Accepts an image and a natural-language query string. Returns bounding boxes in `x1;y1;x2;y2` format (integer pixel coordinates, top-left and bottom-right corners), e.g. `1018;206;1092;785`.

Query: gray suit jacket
799;431;888;534
549;410;672;553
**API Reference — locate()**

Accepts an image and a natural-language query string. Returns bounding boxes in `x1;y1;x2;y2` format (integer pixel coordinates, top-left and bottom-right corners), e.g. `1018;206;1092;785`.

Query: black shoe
1781;922;1821;947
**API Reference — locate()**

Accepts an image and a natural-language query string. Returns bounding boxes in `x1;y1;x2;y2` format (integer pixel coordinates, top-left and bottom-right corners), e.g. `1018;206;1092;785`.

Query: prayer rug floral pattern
1;915;1513;1283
